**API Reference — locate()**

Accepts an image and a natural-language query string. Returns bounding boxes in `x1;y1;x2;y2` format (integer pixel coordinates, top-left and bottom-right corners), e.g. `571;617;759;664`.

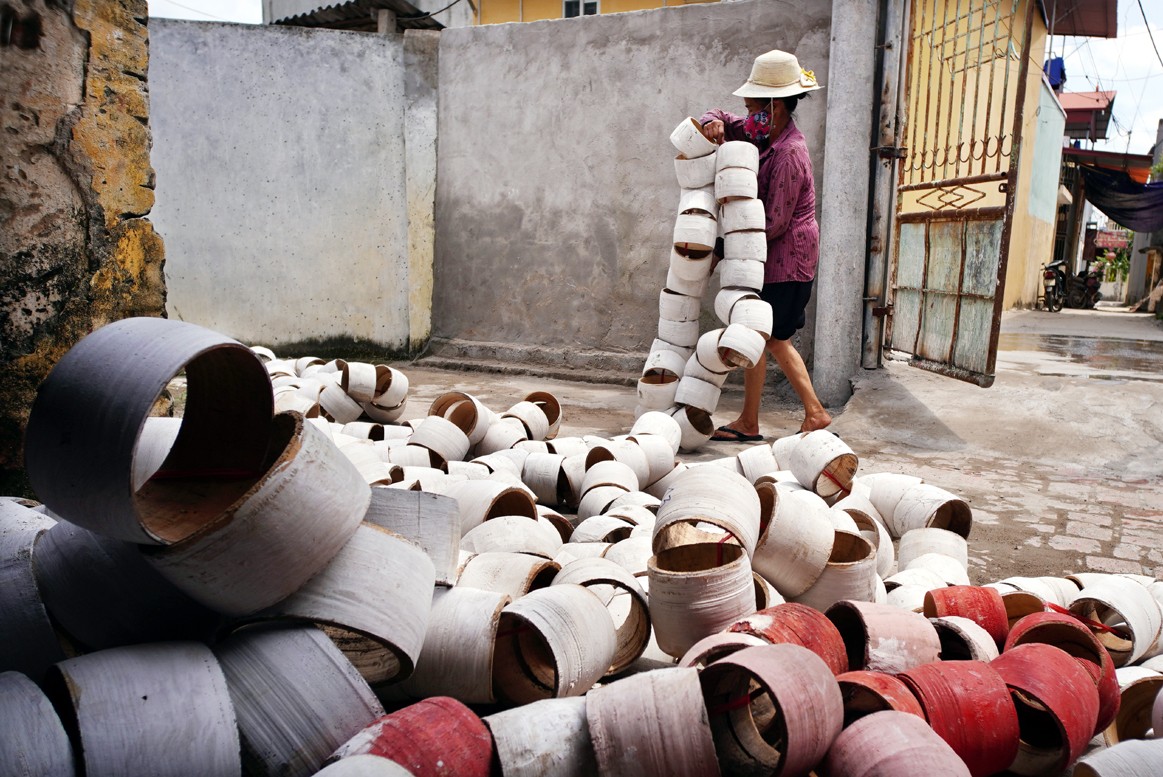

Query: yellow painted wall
476;0;715;25
603;0;660;13
1001;14;1051;310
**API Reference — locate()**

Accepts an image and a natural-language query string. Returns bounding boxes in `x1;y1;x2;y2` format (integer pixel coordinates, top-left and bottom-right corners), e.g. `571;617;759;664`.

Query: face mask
743;103;772;142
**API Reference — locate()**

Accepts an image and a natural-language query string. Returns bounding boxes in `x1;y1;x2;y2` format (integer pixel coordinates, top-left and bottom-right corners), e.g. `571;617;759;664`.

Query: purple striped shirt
699;110;819;283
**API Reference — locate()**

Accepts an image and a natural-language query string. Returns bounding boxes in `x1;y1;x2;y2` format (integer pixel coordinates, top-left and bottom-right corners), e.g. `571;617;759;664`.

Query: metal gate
887;0;1036;387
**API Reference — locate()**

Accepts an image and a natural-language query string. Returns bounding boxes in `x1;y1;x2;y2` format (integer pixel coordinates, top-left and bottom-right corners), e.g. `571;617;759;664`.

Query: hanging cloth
1079;166;1163;233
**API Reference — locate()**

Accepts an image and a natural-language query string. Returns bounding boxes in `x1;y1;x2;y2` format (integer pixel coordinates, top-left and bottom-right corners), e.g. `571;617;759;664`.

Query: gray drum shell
362;488;461;586
33;520;222;651
24;317;274;545
46;641;240;777
215;624;385;777
0;504;66;680
233;523;436;685
0;671;75;777
585;667;720;777
484;696;596;777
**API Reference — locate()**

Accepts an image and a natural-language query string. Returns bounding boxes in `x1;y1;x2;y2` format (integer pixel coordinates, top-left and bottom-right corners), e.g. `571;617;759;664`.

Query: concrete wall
1003;71;1065;310
1;0;165;483
149;20;433;351
432;0;831;370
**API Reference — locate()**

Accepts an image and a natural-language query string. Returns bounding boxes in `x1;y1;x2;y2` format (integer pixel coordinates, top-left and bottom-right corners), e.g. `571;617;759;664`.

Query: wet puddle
996;333;1163;382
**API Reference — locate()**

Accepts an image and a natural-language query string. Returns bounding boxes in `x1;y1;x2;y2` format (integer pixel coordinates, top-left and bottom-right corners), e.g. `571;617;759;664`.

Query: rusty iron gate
887;0;1036;387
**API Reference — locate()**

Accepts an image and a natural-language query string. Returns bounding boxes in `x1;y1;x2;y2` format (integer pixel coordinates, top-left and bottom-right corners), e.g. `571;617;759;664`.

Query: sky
147;0;262;24
1048;1;1163;157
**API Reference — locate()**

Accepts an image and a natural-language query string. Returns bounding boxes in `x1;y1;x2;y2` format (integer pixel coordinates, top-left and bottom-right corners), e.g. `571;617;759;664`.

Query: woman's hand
702;119;725;144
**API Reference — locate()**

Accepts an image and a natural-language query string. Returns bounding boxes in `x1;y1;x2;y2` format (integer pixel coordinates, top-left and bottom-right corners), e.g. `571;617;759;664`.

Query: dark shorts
759;280;814;341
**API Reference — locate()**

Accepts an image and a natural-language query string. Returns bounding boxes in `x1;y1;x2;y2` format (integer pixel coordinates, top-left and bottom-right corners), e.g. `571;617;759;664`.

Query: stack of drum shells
637;118;773;451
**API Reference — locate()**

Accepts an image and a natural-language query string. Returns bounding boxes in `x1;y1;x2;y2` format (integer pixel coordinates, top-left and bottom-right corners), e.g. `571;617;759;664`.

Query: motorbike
1041;259;1066;312
1065;265;1103;309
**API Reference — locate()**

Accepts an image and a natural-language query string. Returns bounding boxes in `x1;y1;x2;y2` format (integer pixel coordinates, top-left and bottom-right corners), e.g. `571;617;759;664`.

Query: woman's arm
698;109;745;144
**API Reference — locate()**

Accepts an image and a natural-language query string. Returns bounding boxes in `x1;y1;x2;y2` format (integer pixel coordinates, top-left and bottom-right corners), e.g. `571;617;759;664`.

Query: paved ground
401;305;1163;585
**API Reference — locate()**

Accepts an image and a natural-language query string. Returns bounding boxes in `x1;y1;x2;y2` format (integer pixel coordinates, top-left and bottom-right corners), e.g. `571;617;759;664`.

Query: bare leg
711;350;767;439
767;337;831;432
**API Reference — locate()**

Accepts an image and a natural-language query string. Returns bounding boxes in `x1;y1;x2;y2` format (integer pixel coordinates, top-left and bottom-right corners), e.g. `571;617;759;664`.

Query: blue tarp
1080;166;1163;233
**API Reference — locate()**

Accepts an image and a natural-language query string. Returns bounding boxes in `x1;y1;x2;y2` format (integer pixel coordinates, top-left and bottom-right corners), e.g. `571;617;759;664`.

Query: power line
150;0;229;21
1137;0;1163;69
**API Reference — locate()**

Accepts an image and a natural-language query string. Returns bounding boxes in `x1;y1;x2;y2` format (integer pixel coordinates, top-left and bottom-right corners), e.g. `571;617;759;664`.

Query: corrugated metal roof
1038;0;1118;38
1058;91;1115;112
273;0;443;31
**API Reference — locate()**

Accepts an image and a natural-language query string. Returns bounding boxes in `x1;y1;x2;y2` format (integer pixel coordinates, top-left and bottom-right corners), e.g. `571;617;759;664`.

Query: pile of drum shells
636;118;777;451
4;317;1163;777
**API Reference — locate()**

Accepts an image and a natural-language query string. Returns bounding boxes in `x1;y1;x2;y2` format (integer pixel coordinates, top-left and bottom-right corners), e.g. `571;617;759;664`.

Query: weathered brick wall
0;0;165;486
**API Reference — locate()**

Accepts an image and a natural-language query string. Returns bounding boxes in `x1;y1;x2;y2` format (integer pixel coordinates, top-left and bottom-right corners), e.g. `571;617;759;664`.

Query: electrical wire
1137;0;1163;69
397;0;465;22
150;0;229;20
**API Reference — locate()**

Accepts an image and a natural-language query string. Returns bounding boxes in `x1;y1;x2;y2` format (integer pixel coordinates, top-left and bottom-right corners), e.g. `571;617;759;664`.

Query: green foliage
1153;160;1163;184
1094;248;1130;282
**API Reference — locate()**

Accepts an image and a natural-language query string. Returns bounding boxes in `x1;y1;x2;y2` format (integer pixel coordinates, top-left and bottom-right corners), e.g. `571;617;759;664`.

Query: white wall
149;20;418;349
432;0;832;365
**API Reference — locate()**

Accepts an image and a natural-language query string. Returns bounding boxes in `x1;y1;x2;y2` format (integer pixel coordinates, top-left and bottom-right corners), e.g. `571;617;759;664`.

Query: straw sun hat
733;50;823;99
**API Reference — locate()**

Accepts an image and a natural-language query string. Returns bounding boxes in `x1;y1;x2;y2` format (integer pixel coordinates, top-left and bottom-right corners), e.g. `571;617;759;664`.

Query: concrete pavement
405;305;1163;583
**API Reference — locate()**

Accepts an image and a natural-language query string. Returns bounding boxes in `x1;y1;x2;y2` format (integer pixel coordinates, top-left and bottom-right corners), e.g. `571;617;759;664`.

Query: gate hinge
873;145;907;159
872;305;892;318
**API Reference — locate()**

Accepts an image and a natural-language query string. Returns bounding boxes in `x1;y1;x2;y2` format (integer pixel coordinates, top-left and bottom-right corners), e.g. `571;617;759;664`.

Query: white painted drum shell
408;415;472;464
673;375;722;414
718;323;767;370
724;230;768;262
658;288;701;322
653;466;761;558
461;515;562;559
683;354;729;388
674;152;718;189
673;213;718;253
628;412;682;454
363;488;461;587
729;298;774;339
714;140;760;173
493;584;616;702
718;258;765;291
665;265;710;299
669;248;714;283
484;697;595;777
720;198;767;233
668;406;715;453
636;376;680;411
399;586;509;703
657;317;700;348
669;117;718;159
695;328;733;373
788;430;859;498
677;186;719;218
339;361;379;404
142;414;370;617
502;401;552;442
585;667;720;777
714;288;759;326
239;523;437;685
715;167;759;203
